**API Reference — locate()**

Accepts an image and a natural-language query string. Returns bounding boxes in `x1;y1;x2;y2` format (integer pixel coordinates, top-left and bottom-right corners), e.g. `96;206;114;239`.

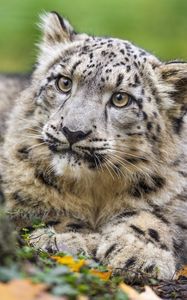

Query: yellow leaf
52;255;85;272
90;269;112;281
175;265;187;279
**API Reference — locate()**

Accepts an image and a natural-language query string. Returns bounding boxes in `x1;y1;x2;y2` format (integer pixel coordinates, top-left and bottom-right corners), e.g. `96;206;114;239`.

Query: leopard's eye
56;76;72;93
111;92;132;108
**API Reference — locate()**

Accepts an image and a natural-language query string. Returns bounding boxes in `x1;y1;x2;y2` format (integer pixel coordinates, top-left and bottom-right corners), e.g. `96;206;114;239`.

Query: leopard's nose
61;126;92;145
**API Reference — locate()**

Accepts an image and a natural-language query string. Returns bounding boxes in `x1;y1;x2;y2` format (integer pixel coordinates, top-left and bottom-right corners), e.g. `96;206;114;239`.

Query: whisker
107;146;163;164
107;153;131;175
19;134;43;140
108;148;148;160
27;142;46;151
107;157;126;179
108;152;151;177
105;158;120;179
103;157;115;180
93;153;99;170
105;156;126;180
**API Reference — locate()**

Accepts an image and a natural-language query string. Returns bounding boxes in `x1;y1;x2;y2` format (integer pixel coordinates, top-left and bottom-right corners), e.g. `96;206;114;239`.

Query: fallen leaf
36;292;67;300
119;283;162;300
90;269;112;281
52;255;86;272
175;265;187;279
0;279;46;300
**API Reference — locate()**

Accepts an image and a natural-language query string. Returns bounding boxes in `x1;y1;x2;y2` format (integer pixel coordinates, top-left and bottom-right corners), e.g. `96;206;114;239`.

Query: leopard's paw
29;228;73;254
29;228;100;256
96;237;176;280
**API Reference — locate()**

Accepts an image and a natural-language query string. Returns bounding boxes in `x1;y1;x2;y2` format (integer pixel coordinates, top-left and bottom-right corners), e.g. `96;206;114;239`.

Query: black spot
0;190;5;204
139;50;147;56
148;228;160;242
66;222;85;232
35;170;60;192
144;264;155;273
116;73;124;87
176;222;187;230
104;107;108;122
172;116;184;134
142;111;148;120
17;147;30;160
130;180;153;197
130;175;165;198
101;50;107;56
157;124;161;133
160;244;169;251
152;175;165;189
126;132;143;137
82;45;89;51
173;237;185;256
134;74;140;85
113;63;120;67
149;205;170;224
130;225;145;235
116;211;137;219
71;60;81;75
147;122;152;130
104;243;117;258
134;61;138;68
177;194;187;202
24;108;35;117
120;49;125;55
126;65;131;72
124;257;137;269
12;191;31;203
46;220;61;226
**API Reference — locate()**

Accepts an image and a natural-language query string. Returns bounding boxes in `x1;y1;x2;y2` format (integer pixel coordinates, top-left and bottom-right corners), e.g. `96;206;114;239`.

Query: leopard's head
30;12;187;180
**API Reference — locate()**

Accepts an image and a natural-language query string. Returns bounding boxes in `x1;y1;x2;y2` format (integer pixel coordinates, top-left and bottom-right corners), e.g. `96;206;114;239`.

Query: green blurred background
0;0;187;72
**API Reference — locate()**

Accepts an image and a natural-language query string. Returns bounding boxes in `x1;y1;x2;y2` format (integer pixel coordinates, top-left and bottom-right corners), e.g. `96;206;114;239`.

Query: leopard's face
30;12;187;178
36;37;161;177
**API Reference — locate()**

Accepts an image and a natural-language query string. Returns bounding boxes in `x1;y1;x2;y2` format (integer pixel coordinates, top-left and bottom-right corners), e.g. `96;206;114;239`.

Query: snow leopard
0;12;187;280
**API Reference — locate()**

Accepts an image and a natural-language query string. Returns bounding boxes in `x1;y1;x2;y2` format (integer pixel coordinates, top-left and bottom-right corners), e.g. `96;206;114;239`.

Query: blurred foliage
0;0;187;72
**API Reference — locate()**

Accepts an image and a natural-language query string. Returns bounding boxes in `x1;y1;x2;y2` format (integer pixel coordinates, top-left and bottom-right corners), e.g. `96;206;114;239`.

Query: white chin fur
52;154;87;179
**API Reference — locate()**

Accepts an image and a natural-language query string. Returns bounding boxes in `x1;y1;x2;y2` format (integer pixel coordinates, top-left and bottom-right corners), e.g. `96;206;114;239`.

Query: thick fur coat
0;12;187;280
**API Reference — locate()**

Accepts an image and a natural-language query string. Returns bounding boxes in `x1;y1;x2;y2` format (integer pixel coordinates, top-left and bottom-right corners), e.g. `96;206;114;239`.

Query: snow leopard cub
1;12;187;280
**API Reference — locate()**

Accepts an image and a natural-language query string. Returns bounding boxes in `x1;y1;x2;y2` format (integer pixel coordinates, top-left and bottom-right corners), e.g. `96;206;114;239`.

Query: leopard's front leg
96;210;176;280
29;223;100;256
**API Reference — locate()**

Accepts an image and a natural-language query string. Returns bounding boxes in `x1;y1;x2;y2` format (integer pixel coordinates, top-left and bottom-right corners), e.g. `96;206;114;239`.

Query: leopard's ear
39;12;76;46
156;62;187;134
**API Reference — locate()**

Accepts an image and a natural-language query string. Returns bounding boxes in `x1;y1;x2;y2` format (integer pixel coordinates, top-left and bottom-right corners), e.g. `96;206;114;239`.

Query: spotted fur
1;12;187;280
